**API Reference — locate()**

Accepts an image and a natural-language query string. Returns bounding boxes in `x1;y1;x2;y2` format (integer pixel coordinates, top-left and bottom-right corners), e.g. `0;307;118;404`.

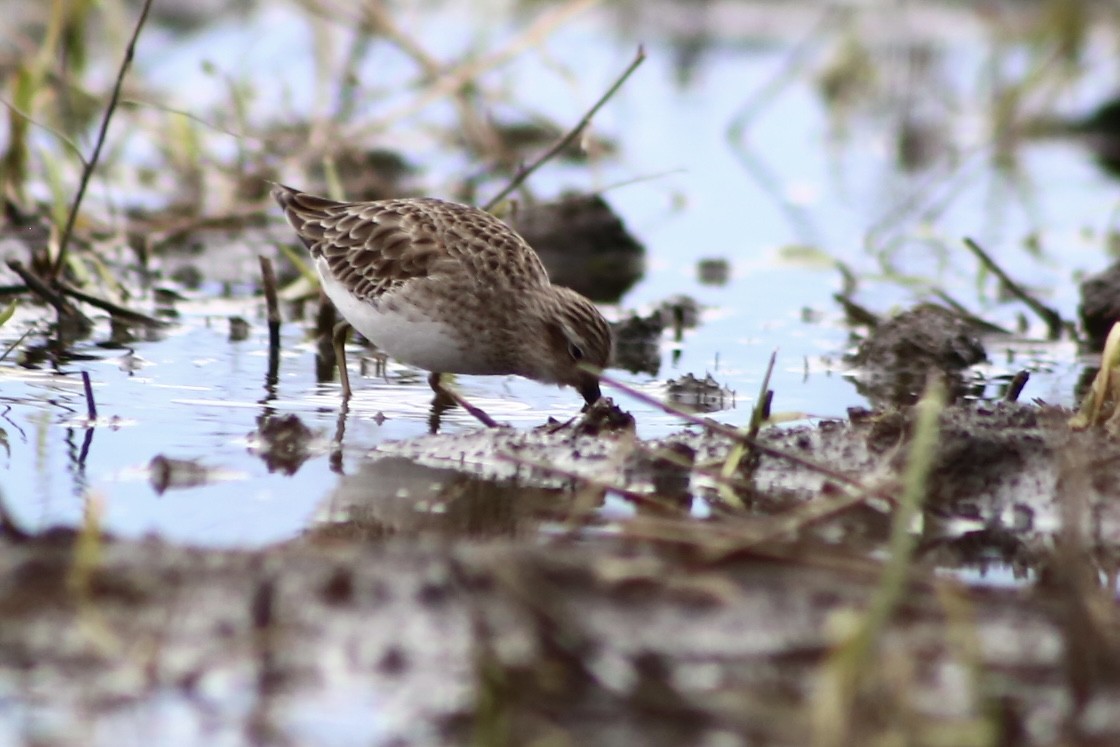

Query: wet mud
1080;259;1120;351
847;304;989;407
511;193;645;303
4;0;1120;744
3;523;1103;747
5;395;1120;745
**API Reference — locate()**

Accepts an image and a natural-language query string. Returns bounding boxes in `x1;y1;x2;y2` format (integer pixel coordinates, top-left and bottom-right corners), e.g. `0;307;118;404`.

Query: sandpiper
272;184;612;409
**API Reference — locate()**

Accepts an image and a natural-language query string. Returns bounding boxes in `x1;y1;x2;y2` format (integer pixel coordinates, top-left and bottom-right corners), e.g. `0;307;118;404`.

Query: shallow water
0;0;1114;548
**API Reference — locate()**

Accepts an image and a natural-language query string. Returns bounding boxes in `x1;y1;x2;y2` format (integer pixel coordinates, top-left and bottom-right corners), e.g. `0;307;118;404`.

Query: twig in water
49;0;155;280
930;287;1010;335
962;237;1065;340
56;281;167;328
81;370;97;421
0;325;35;363
484;45;647;211
1005;370;1029;402
259;256;281;353
617;478;893;562
832;292;881;328
6;260;89;327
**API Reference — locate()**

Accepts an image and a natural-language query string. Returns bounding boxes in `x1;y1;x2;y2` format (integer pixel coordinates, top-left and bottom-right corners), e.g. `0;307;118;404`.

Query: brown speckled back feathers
272;185;551;303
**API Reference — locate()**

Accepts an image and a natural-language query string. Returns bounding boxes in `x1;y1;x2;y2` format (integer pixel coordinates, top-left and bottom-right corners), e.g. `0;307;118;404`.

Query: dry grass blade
0;300;15;327
0;94;89;167
1070;321;1120;430
716;350;777;508
812;377;945;747
484;45;647;211
703;487;885;559
50;0;155;280
0;487;30;541
68;494;120;653
962;237;1065;340
361;0;602;132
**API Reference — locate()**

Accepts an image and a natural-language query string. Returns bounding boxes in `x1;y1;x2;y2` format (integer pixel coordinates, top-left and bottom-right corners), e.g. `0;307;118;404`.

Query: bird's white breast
317;260;497;374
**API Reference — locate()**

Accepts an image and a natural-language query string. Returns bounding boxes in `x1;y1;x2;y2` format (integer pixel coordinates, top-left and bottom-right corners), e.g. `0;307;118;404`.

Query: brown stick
259;256;282;390
1005;370;1030;402
259;256;281;352
484;45;647;211
6;260;87;324
50;0;155;279
56;282;167;327
81;370;97;421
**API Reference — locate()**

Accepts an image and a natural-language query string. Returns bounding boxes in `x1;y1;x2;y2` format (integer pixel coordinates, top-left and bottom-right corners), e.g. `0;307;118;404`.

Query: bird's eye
567;341;585;361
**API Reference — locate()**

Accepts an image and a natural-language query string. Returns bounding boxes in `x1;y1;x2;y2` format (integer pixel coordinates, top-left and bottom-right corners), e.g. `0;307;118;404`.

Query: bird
271;184;613;415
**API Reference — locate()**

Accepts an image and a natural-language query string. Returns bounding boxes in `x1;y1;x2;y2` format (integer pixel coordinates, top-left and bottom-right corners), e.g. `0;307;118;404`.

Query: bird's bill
577;375;602;405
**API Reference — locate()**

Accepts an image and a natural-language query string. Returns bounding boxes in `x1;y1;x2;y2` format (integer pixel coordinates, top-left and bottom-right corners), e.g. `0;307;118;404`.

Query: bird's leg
428;372;457;413
427;407;443;435
329;397;349;474
427;372;499;428
427;372;453;434
332;321;353;400
428;371;447;397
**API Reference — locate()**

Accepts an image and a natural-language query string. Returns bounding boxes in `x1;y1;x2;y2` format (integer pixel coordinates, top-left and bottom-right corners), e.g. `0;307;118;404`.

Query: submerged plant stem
81;369;96;421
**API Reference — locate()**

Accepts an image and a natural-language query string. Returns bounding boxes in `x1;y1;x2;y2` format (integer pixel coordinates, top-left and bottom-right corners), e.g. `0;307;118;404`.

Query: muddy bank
5;399;1120;745
367;399;1119;559
1;516;1112;747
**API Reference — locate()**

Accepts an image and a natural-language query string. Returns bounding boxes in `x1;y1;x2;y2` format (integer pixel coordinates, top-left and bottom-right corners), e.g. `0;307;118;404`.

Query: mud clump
512;193;645;303
252;413;315;475
1079;260;1120;350
665;372;734;413
848;303;987;406
611;295;703;376
612;311;663;375
696;257;730;286
311;147;419;202
574;396;636;435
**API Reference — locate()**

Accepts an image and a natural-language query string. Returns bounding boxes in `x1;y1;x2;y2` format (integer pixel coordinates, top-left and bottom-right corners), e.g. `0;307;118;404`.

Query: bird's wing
274;187;550;302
